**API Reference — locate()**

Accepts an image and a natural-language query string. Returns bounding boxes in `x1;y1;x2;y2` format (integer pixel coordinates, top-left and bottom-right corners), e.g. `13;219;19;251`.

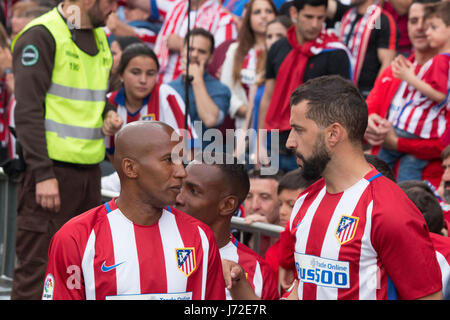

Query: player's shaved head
113;121;181;181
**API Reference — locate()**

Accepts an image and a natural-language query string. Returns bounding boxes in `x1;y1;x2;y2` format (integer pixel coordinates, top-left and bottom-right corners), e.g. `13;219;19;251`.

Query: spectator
154;0;237;83
169;28;231;150
364;0;444;187
284;75;442;299
108;35;143;92
10;0;122;300
398;180;450;300
383;0;414;56
220;0;276;130
364;153;397;182
339;0;398;97
243;168;283;257
0;23;11;163
9;1;38;40
174;152;279;300
42;121;226;300
105;3;158;49
258;0;351;172
375;1;450;182
238;16;293;165
437;145;450;226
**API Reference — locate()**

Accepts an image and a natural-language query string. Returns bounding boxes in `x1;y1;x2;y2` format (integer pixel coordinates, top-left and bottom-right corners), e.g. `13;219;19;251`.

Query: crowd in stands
0;0;449;299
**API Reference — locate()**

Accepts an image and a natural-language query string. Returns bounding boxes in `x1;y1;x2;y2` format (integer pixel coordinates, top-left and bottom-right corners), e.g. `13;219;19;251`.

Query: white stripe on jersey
253;261;263;298
436;251;450;299
316;179;370;300
197;226;210;300
158;209;187;292
295;187;327;300
82;230;96;300
107;209;141;295
220;241;239;300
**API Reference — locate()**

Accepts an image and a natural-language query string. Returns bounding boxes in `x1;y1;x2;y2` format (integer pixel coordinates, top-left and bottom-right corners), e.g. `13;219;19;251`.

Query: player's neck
215;220;233;249
323;149;372;194
115;193;163;226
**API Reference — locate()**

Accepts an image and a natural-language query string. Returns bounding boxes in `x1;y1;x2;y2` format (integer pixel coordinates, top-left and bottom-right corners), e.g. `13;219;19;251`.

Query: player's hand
222;259;259;300
102;110;123;136
36;178;60;213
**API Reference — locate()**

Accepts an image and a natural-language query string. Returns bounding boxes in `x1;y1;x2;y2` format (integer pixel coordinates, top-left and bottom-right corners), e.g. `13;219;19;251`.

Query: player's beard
296;134;330;181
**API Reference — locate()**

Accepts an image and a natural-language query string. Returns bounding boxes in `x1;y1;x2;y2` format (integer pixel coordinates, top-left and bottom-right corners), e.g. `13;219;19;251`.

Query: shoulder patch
21;44;39;66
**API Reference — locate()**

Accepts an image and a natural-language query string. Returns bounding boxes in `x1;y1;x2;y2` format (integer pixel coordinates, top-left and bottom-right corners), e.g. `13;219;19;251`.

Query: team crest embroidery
141;113;156;121
335;215;359;245
176;248;196;277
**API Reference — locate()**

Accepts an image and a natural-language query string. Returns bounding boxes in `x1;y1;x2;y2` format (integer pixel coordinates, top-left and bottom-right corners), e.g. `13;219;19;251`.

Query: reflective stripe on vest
45;119;104;140
47;83;106;102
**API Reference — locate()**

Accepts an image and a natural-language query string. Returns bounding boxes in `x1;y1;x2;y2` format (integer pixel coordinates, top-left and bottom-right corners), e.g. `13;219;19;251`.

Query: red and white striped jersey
288;168;442;300
104;83;195;155
104;26;157;49
220;236;279;300
42;200;226;300
155;0;237;83
388;53;450;139
430;233;450;299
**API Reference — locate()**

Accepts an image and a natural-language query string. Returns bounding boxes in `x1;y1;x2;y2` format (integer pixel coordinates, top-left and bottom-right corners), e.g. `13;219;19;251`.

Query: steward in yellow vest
10;0;122;300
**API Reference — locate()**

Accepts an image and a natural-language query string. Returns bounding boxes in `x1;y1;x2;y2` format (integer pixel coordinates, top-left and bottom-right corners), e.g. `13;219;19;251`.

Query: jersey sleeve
422;54;450;95
370;181;442;299
258;259;280;300
42;226;86;300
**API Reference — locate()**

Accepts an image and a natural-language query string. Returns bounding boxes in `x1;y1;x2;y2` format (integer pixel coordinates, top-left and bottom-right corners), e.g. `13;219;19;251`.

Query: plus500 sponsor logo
295;253;350;289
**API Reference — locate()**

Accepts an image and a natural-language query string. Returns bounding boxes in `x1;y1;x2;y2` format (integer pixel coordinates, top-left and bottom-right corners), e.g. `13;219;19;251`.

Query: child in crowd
102;43;194;192
378;1;450;182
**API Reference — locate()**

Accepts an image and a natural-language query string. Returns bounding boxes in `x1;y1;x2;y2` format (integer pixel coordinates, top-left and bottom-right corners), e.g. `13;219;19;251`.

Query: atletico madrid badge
335;215;359;245
176;248;197;277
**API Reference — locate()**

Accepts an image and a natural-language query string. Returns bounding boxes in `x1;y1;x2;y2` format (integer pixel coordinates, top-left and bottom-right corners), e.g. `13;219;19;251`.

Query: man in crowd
175;152;279;300
42;121;226;300
169;28;231;150
339;0;398;97
257;0;351;172
10;0;123;300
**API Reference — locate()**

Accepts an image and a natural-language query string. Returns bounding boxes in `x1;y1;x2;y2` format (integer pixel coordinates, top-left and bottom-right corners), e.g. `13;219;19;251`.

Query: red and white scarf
265;26;350;131
339;2;382;83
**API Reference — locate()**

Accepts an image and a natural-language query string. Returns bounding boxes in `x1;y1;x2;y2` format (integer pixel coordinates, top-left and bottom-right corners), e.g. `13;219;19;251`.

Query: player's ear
325;122;345;148
122;158;139;179
218;195;239;217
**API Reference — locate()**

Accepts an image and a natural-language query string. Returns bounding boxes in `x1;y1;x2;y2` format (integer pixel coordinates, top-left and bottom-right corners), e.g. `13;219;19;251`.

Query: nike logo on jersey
101;261;125;272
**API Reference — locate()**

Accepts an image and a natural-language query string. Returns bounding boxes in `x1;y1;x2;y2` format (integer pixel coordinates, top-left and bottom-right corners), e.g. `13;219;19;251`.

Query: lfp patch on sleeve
42;273;55;300
21;44;39;66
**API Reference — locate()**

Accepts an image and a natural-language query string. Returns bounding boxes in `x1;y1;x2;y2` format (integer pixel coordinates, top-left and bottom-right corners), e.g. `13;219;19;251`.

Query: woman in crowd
220;0;277;130
236;16;292;165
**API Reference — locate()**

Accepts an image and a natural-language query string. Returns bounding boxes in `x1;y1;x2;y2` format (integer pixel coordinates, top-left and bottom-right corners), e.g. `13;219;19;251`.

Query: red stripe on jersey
166;94;192;137
134;224;168;294
384;10;397;51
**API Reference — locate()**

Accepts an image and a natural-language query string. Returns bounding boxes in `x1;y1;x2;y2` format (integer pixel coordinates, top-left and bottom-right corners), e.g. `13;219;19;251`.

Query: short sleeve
371;182;442;299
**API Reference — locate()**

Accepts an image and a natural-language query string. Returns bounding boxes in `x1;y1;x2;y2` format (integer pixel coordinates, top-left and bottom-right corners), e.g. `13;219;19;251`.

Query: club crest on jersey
140;113;156;121
176;248;196;277
335;215;359;245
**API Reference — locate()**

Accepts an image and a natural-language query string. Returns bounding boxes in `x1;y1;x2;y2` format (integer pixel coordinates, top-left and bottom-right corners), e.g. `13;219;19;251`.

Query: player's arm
222;259;260;300
43;228;85;300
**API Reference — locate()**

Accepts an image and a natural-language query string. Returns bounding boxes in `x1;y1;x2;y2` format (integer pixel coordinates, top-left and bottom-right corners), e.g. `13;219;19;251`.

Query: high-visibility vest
12;7;112;164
